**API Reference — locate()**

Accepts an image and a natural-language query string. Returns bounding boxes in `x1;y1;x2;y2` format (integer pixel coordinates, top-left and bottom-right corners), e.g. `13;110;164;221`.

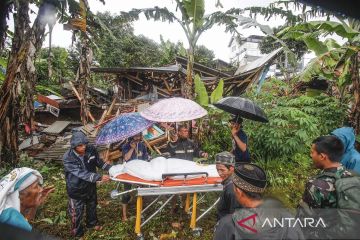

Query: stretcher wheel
192;228;202;237
136;234;144;240
110;190;119;199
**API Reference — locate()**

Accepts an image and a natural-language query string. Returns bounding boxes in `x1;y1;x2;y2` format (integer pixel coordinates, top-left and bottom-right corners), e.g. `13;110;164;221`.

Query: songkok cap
215;151;235;166
233;163;267;193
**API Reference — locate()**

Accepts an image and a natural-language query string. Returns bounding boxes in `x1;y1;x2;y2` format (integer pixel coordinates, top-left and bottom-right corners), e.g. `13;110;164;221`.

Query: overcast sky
48;0;282;61
17;0;345;64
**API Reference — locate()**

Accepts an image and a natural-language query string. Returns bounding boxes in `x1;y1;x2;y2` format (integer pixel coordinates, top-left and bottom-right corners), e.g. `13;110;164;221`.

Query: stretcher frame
110;173;223;238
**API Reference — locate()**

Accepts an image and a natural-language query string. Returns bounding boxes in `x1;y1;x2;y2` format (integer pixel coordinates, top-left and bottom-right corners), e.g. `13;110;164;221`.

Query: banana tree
0;0;104;164
120;0;240;99
278;20;360;132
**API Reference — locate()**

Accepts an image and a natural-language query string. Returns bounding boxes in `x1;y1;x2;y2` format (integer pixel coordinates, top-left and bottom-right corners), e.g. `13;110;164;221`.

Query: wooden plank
68;81;96;122
37;95;60;108
42;121;71;134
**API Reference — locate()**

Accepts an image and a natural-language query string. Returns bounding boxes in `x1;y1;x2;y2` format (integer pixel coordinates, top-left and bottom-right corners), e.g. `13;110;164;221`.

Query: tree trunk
350;52;360;134
0;0;30;165
76;36;92;125
184;46;194;99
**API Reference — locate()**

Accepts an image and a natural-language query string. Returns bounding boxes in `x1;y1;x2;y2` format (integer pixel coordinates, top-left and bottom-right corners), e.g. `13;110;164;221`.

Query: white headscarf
0;167;43;215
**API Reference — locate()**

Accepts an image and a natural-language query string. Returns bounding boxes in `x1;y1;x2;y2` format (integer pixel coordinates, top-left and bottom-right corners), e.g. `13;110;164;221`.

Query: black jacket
164;138;203;161
217;176;242;220
63;132;111;200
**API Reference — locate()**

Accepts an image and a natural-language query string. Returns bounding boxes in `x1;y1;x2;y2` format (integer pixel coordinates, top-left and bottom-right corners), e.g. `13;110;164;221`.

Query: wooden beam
94;97;117;135
68;81;95;122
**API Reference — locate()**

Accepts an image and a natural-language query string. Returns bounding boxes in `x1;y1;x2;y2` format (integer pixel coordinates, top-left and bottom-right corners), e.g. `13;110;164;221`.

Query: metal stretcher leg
196;197;220;222
141;195;175;227
188;193;207;212
190;192;197;229
135;196;143;235
141;195;161;214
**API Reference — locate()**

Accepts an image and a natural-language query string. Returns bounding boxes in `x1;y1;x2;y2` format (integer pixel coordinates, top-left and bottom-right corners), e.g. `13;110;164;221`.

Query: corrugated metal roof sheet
42;121;71;134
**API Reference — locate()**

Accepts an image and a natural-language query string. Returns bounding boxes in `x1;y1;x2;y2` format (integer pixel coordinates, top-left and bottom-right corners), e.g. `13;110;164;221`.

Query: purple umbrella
96;112;154;145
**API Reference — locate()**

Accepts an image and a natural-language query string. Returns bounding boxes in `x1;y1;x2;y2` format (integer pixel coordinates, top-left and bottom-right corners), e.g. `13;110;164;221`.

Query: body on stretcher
108;157;223;238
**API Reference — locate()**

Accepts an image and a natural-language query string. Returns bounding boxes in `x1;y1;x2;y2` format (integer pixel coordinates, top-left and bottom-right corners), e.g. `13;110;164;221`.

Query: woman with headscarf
0;167;54;231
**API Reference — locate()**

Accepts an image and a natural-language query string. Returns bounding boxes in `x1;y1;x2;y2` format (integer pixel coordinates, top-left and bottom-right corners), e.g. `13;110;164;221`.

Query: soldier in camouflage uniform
300;135;346;209
298;135;351;239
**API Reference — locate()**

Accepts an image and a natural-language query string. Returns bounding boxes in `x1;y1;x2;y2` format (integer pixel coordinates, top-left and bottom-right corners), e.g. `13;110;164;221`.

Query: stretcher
110;171;223;239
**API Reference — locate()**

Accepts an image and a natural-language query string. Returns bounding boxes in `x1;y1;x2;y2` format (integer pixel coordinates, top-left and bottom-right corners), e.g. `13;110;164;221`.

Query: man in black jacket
163;125;208;161
63;131;112;238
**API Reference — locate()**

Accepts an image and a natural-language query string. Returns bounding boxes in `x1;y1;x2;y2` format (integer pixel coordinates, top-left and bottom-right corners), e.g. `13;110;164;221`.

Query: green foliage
93;12;217;69
259;26;308;60
194;45;216;68
182;0;205;28
194;74;209;106
194;75;224;107
201;107;232;158
210;79;224;104
35;47;76;85
0;56;7;83
258;153;318;208
244;80;347;161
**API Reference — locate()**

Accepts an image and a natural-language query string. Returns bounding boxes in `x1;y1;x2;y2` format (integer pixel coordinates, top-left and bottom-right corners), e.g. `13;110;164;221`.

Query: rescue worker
298;135;360;239
229;116;250;163
121;133;149;221
215;151;242;220
331;127;360;174
214;163;304;240
164;125;208;161
63;131;111;238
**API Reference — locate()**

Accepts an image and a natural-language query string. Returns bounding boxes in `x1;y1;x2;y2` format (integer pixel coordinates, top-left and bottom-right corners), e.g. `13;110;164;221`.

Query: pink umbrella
140;97;207;122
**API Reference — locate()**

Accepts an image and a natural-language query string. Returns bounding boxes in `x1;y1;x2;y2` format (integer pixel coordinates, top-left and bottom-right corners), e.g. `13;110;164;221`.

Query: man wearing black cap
229;116;250;163
214;163;304;240
215;151;242;220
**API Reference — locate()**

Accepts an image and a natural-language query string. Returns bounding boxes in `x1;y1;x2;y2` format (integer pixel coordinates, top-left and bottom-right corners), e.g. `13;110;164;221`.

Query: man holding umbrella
230;115;250;163
214;97;269;163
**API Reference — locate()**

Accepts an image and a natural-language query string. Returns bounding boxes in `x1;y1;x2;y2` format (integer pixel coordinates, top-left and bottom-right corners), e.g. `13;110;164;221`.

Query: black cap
232;163;267;193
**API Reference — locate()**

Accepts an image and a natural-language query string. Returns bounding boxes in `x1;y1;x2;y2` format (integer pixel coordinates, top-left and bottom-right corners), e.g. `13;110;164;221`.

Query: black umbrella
213;97;268;123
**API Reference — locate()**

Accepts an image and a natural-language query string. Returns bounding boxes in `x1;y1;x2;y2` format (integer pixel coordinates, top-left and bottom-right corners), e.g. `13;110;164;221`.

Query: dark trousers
68;194;98;237
121;183;132;204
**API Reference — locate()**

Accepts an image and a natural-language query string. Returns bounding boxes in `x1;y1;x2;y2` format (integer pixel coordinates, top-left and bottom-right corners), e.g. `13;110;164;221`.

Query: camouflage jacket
302;165;351;208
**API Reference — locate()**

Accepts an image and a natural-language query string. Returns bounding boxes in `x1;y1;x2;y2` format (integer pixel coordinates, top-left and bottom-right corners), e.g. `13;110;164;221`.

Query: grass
30;161;219;240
